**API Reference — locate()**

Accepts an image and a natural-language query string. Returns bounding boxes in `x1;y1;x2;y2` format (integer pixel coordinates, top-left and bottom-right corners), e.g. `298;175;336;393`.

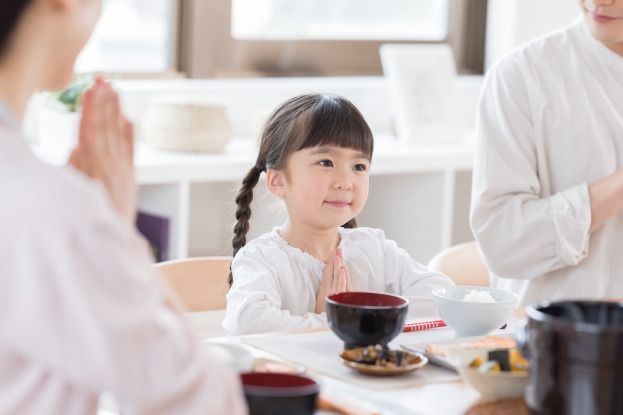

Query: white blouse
471;18;623;306
224;227;453;335
0;118;246;414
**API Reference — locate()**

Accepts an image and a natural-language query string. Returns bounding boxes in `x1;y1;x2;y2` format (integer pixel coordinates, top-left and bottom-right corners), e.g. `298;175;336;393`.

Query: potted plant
37;75;93;161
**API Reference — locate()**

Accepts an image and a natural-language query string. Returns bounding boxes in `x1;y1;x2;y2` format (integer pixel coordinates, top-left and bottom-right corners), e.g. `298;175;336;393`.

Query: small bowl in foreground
432;286;517;337
240;372;319;415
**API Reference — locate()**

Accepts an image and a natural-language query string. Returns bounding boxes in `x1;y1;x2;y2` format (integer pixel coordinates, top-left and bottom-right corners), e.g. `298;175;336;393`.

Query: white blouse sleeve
224;249;327;335
2;209;247;415
470;59;591;281
377;231;454;318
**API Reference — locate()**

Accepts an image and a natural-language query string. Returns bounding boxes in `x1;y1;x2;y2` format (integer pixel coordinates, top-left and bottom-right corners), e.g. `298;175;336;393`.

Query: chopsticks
401;320;508;333
402;319;447;333
317;394;381;415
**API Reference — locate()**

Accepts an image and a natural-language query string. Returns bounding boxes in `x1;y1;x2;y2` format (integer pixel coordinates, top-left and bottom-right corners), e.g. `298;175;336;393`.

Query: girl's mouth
325;201;350;208
590;12;616;23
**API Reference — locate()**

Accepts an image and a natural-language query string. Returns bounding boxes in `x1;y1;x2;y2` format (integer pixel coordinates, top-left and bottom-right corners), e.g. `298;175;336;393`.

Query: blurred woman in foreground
0;1;246;413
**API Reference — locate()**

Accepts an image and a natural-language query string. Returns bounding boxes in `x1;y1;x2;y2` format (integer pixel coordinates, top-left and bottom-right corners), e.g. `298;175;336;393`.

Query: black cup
520;301;623;415
240;372;319;415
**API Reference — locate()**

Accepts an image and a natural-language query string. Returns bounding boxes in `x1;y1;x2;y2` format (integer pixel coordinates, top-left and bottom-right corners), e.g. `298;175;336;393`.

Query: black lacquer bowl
240;372;319;415
326;291;409;350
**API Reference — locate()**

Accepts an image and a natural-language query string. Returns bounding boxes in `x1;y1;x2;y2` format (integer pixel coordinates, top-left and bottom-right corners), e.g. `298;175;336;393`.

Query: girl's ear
266;169;286;198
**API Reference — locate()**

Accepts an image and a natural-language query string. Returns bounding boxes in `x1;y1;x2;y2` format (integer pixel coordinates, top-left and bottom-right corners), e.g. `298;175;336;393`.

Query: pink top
0;111;247;414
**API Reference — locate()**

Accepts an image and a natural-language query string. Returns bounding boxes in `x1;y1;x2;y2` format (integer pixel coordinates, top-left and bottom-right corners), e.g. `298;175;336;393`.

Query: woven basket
142;95;233;153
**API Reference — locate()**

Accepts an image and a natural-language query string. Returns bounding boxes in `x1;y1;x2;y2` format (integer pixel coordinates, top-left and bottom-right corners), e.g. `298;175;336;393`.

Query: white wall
486;0;581;69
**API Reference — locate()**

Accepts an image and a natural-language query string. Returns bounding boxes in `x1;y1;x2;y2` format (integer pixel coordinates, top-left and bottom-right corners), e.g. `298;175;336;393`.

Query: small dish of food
448;347;529;400
340;344;427;376
402;334;517;371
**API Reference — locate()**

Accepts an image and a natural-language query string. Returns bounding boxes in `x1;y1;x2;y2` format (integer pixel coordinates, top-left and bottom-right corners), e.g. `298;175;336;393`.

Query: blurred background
76;0;579;78
31;0;582;264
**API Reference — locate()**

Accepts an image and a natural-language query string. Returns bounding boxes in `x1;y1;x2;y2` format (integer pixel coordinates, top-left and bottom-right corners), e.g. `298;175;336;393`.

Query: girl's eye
318;160;334;167
354;163;368;172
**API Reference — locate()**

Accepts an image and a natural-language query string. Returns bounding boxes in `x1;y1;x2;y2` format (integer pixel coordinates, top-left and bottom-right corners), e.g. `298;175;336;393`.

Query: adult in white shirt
470;0;623;306
0;1;246;414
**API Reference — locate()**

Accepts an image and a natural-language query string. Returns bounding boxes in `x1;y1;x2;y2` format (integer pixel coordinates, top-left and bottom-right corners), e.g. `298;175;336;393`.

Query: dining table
197;310;530;415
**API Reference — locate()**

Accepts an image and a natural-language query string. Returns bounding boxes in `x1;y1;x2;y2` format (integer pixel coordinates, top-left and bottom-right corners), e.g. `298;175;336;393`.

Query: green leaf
52;76;93;112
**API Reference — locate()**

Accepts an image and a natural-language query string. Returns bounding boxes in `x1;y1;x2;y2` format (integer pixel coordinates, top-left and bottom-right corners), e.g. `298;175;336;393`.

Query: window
181;0;487;78
75;0;178;74
232;0;449;41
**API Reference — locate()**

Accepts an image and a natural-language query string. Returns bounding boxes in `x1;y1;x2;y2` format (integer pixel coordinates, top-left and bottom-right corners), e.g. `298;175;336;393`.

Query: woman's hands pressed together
315;248;353;314
68;77;136;225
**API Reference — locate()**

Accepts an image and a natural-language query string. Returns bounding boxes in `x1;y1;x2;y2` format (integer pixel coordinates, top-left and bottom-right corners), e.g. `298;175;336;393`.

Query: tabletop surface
206;314;526;415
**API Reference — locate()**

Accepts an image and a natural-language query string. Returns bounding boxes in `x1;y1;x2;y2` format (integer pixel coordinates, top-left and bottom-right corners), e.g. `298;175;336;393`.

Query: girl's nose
586;0;615;8
335;181;354;190
333;172;354;190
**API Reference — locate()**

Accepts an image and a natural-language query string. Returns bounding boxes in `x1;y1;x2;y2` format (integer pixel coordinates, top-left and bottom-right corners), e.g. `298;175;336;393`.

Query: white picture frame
380;44;460;145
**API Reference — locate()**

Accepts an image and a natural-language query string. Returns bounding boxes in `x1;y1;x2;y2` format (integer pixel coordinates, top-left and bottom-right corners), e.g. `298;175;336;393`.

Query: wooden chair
153;256;231;311
427;241;490;286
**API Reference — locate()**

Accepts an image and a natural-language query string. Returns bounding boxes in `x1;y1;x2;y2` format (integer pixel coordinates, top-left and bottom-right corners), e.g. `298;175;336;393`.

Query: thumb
67;148;79;168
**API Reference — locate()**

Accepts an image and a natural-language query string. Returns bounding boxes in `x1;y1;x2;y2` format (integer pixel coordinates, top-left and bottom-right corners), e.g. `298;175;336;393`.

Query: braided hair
229;93;374;286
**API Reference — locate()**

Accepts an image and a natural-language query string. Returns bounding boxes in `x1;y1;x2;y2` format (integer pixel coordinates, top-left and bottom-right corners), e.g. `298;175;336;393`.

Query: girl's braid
229;165;262;286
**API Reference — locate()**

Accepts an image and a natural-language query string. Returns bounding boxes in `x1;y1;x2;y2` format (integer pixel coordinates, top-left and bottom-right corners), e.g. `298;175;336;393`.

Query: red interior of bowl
327;291;407;307
240;373;319;397
241;373;315;388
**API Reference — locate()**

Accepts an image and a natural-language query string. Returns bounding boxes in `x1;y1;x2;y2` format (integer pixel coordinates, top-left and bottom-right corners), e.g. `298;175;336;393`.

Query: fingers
316;249;351;313
335;267;348;293
104;86;123;155
330;250;350;294
344;266;353;291
78;87;94;150
71;77;137;224
330;253;340;293
67;148;86;174
79;79;124;154
122;116;135;161
83;83;107;154
323;250;334;281
94;74;106;87
336;247;344;261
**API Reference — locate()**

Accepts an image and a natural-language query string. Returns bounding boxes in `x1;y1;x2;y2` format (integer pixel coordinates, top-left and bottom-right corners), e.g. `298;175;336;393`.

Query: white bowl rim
458;366;528;379
432;286;518;305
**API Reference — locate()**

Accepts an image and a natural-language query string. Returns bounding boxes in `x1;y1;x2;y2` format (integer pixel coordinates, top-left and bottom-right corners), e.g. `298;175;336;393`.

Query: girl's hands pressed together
315;248;353;314
68;77;136;225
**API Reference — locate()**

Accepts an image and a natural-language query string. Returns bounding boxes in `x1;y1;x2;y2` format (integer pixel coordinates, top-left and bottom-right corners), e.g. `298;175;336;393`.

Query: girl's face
273;145;370;231
580;0;623;55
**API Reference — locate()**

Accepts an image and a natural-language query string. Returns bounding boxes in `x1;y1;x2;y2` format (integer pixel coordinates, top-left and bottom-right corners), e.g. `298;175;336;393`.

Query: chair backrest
427;241;490;286
153;256;231;311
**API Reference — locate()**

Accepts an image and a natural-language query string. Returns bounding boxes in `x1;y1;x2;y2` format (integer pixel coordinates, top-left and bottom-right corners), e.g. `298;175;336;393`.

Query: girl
224;93;453;335
0;0;244;413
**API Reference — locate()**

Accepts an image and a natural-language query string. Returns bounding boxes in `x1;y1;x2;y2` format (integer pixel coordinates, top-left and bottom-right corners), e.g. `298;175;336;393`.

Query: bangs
294;95;374;159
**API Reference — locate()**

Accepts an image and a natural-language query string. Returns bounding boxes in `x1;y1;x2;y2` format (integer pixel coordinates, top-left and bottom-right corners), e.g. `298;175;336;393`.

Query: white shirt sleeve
470;59;591;281
376;230;454;318
2;202;247;415
224;249;328;335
